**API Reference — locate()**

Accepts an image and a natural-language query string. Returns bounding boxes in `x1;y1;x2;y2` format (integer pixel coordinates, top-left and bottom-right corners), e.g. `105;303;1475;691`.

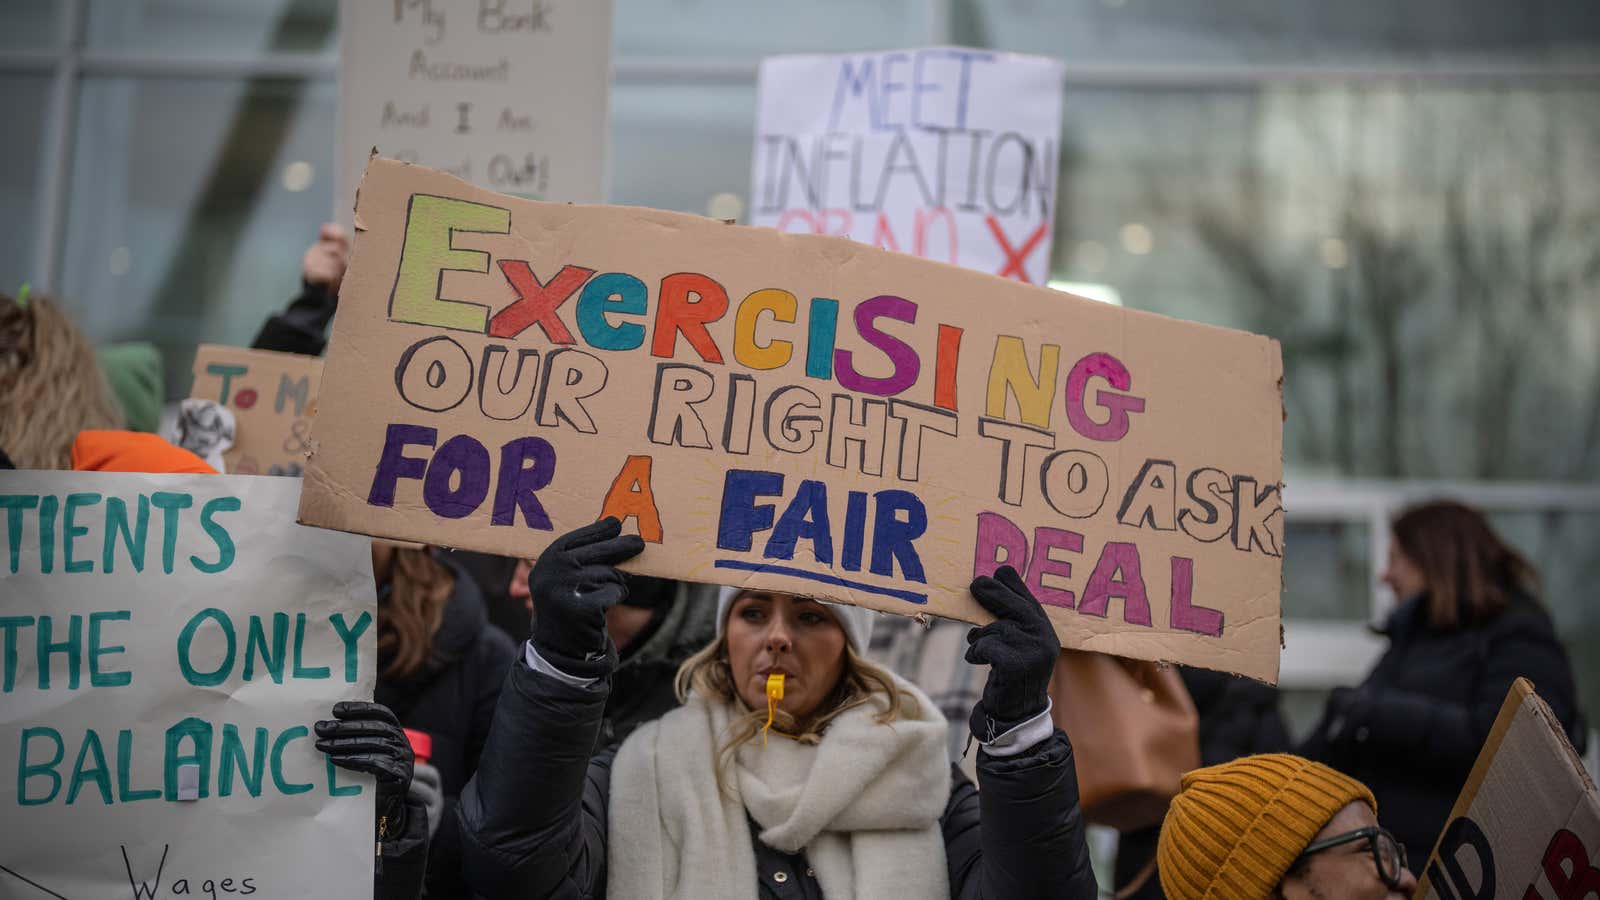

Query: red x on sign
985;216;1049;283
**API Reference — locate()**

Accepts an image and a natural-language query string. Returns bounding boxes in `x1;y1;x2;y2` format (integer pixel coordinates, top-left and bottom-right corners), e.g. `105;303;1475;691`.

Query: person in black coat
247;234;520;895
1301;499;1586;861
373;543;518;898
1179;667;1292;766
508;559;719;747
317;701;431;900
456;519;1098;900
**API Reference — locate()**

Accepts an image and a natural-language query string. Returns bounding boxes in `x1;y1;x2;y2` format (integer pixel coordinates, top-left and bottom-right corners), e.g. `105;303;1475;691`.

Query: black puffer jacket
252;280;336;356
378;796;432;900
1180;666;1292;766
1302;592;1586;860
457;659;1097;900
377;553;518;899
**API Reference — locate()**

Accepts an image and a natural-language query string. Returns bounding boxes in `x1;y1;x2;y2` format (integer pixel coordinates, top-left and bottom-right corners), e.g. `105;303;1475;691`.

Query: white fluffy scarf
607;673;951;900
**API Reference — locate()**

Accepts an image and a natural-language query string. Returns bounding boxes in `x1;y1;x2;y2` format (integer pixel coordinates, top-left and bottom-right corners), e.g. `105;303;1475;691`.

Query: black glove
966;566;1061;740
315;701;413;817
529;517;645;678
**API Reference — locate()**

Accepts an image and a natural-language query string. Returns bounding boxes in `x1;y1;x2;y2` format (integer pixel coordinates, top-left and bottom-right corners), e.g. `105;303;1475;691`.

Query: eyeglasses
1296;826;1409;889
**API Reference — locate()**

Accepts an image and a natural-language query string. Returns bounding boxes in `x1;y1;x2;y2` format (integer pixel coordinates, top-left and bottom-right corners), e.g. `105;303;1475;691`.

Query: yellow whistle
762;673;786;745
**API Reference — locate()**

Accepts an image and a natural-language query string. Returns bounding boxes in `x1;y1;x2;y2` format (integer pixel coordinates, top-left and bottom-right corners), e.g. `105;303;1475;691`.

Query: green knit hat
96;342;164;433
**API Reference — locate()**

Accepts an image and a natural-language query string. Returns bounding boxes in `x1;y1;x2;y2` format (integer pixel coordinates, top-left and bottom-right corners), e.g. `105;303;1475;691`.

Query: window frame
4;0;1599;698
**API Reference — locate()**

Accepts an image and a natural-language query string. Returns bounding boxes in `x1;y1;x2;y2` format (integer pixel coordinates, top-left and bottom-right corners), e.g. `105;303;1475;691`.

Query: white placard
751;47;1066;285
336;0;614;218
0;471;377;898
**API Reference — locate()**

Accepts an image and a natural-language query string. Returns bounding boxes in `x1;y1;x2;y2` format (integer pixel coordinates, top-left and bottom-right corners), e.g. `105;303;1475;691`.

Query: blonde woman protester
0;293;123;469
457;518;1097;899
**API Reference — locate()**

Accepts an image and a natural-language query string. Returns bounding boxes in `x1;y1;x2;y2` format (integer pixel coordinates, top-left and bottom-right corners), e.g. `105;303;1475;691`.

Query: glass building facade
2;0;1596;735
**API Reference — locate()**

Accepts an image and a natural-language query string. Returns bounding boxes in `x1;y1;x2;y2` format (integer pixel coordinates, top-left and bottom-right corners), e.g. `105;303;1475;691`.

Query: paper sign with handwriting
1416;678;1600;900
337;0;613;218
752;48;1066;285
300;157;1285;682
190;344;324;475
0;471;376;897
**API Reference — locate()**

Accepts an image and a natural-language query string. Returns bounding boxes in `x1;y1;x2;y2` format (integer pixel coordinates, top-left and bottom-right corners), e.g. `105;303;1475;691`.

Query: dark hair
1391;500;1537;629
373;544;454;679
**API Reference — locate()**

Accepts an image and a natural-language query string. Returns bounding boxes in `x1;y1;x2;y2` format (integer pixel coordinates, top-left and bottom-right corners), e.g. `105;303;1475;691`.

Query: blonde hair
673;634;919;790
371;542;454;680
0;294;124;469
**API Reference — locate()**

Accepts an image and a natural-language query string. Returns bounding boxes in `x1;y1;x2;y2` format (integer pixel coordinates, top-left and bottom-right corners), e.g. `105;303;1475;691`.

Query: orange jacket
71;430;216;474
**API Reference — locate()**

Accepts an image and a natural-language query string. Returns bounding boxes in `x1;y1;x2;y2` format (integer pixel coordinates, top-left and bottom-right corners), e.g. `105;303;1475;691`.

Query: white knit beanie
715;585;876;654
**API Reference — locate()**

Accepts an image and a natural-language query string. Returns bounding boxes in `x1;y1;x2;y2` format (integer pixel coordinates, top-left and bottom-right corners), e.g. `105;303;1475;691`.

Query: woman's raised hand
965;565;1060;740
528;517;645;677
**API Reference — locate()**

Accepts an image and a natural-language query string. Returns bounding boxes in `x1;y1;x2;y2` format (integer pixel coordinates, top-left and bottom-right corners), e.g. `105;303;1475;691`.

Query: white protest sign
751;47;1066;285
336;0;614;218
0;471;377;898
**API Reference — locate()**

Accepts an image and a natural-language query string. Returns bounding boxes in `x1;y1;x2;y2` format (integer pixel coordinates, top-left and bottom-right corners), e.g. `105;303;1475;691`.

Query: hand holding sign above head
298;158;1285;684
965;565;1060;740
528;517;646;678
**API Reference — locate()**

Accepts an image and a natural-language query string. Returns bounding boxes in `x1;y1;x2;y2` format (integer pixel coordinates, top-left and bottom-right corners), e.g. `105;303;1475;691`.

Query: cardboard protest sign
751;48;1066;285
336;0;613;219
1416;678;1600;900
299;157;1285;682
190;344;324;475
1;471;377;897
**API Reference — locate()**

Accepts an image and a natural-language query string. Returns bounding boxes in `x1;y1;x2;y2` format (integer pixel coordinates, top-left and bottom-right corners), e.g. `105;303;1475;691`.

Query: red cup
403;728;432;767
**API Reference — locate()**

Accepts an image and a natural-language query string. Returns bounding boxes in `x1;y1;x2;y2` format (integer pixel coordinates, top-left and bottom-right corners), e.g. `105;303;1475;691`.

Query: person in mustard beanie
1157;753;1417;900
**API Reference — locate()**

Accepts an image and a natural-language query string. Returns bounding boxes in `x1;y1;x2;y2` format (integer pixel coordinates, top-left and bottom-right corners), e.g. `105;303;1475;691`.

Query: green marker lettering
291;613;330;680
62;492;102;573
103;495;149;574
66;728;113;805
88;611;132;688
219;724;268;798
1;616;34;692
163;717;213;801
276;373;312;416
1;494;40;573
191;496;239;574
390;194;511;331
271;726;313;795
205;363;248;404
149;492;193;574
177;608;235;687
37;614;82;690
117;729;160;802
18;726;64;805
330;611;373;684
243;613;288;684
38;494;58;574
